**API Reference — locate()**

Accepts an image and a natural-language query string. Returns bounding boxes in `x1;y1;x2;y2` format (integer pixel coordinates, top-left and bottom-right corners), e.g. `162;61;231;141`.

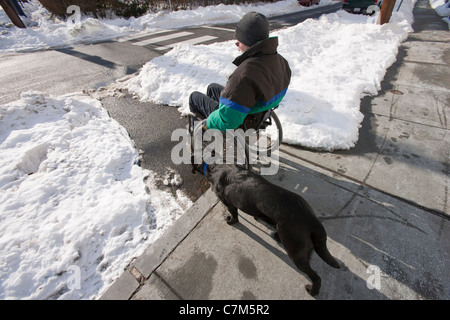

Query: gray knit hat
235;12;270;47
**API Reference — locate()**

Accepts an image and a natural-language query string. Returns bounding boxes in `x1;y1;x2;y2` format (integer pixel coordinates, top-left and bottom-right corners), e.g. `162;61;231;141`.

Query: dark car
298;0;320;7
343;0;383;15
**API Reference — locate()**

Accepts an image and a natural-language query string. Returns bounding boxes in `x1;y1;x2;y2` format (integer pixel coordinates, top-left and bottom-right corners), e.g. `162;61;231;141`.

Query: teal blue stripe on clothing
219;97;251;114
259;87;288;106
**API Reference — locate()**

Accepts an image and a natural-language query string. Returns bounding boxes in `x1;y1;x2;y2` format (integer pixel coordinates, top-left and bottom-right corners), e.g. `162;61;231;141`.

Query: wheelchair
188;107;283;171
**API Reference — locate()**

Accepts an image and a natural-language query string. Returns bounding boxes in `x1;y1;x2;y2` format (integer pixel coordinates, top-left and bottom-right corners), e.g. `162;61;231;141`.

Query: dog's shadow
225;209;384;300
227;211;349;280
231;213;292;265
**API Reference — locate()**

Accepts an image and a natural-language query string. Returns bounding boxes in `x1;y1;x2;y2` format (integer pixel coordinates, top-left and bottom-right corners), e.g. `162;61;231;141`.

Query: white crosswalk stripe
133;31;194;46
116;29;170;42
116;28;228;51
154;35;218;51
201;25;234;32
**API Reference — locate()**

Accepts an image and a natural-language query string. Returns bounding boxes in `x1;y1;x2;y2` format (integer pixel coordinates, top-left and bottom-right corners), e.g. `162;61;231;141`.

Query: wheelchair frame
188;108;283;171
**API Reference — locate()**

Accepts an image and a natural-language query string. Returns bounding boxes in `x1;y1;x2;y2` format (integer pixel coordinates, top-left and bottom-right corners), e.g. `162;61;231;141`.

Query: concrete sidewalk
101;0;449;300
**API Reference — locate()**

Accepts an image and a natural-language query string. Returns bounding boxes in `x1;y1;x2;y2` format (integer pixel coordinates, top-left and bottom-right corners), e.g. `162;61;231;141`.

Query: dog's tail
312;232;340;269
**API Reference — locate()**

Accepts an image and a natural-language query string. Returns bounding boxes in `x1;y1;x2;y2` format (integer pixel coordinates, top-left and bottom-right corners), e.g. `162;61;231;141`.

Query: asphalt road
0;3;343;201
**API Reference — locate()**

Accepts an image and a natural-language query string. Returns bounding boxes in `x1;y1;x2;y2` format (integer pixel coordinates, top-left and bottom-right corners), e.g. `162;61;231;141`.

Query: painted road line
154;35;218;51
117;30;170;42
201;25;235;32
133;31;194;46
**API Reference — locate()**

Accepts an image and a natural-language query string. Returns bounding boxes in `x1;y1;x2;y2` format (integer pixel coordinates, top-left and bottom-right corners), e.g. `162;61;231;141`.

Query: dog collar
203;163;208;176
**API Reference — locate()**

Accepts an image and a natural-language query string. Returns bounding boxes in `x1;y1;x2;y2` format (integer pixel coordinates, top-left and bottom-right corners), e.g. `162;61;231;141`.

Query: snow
0;0;417;300
0;92;191;299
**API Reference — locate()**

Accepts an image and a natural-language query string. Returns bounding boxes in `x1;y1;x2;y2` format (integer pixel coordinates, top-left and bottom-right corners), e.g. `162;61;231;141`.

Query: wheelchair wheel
245;110;283;156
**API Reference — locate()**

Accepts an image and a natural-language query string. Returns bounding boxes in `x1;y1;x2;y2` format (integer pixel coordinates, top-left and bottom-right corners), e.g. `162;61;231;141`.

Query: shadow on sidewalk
229;154;449;299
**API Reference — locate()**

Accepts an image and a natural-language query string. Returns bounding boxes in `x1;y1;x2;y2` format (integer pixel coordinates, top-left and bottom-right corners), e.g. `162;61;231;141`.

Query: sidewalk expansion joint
404;59;449;67
153;270;184;300
406;38;450;44
367;110;449;131
280;148;449;220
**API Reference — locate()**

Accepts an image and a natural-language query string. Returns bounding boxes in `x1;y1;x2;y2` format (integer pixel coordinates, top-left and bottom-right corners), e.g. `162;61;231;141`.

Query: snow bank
0;92;191;299
127;3;414;150
0;1;131;53
277;10;412;149
0;0;326;54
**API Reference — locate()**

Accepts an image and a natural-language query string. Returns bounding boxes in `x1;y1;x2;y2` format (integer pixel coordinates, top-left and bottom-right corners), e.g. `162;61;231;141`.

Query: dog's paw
226;215;239;225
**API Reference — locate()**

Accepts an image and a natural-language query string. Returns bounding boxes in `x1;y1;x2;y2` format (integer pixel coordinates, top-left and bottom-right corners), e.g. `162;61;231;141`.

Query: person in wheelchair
189;12;291;132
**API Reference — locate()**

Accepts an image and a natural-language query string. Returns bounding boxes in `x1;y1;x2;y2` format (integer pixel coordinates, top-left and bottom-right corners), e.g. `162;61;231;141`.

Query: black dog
193;162;340;296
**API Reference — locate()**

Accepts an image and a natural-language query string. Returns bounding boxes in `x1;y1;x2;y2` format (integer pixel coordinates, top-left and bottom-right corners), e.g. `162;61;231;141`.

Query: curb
99;188;219;300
